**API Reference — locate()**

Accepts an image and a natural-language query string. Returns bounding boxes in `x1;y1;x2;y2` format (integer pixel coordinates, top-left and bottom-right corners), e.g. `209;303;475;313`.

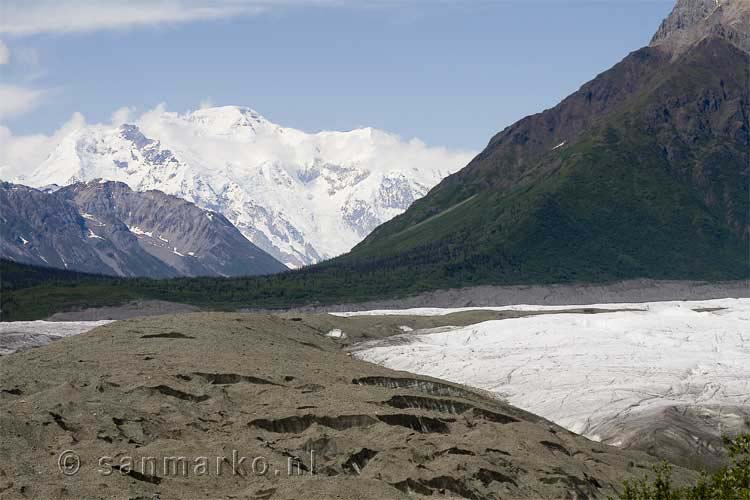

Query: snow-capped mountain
15;106;473;268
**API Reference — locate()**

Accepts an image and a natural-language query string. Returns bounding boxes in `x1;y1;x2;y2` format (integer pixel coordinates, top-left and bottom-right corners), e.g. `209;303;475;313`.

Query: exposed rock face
1;183;122;276
651;0;750;56
0;181;286;277
0;313;696;499
652;0;723;43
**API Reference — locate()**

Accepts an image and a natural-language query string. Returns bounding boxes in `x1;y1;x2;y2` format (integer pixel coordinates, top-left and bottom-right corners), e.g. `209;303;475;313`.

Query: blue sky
1;1;675;151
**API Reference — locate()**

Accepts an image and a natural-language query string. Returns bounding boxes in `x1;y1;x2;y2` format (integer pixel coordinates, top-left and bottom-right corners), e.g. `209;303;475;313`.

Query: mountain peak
17;105;471;268
184;105;272;134
192;105;264;119
118;123;153;148
0;180;286;277
651;0;750;56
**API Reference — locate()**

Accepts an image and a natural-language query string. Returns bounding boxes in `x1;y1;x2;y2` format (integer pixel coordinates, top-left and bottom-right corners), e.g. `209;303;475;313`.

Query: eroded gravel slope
0;313;693;500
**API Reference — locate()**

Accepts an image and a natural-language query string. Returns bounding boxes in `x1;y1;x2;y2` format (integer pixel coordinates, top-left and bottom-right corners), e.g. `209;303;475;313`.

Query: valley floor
2;311;689;500
2;295;748;473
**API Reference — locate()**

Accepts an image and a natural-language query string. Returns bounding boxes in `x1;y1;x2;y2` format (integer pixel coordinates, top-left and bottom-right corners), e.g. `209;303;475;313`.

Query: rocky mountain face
0;181;286;277
12;107;470;268
323;0;749;292
651;0;750;57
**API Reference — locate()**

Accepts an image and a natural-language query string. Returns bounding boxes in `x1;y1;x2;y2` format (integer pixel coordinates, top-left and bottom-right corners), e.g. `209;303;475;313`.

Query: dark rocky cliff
0;181;287;277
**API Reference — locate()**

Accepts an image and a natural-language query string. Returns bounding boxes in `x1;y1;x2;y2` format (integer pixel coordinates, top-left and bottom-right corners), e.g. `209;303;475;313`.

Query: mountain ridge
333;22;749;288
0;180;286;277
651;0;750;57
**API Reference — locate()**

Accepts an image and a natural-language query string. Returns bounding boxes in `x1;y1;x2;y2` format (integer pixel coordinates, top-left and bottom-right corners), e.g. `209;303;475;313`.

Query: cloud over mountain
3;105;474;267
0;0;447;36
0;84;45;119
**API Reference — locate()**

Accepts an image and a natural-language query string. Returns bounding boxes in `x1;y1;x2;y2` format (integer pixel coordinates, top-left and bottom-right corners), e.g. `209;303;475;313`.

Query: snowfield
0;321;113;355
351;298;750;443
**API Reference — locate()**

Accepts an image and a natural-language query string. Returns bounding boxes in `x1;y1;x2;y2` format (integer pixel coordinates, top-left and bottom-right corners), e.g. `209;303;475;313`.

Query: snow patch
325;328;347;339
128;226;153;238
19;236;29;245
81;213;106;226
332;302;649;317
87;229;103;240
552;141;566;150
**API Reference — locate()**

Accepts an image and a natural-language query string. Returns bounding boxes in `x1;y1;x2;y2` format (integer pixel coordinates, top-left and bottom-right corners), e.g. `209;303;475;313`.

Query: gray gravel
247;279;750;313
45;280;749;321
47;300;201;321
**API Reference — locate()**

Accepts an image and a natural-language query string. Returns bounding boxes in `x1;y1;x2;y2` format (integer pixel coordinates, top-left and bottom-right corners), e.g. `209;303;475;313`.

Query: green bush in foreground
615;434;750;500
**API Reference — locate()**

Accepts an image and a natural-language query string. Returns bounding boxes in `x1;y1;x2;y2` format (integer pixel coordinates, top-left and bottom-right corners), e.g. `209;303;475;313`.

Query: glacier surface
0;321;113;356
351;298;750;443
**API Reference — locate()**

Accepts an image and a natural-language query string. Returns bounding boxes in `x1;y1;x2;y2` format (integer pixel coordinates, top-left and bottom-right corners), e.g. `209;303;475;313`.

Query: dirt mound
0;313;694;499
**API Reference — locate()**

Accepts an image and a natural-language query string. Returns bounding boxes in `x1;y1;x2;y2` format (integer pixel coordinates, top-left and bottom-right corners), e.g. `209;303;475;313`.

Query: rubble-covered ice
0;321;113;356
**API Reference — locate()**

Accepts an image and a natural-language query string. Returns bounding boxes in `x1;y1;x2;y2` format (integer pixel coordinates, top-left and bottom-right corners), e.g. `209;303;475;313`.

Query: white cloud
0;40;9;64
111;106;135;125
0;85;46;119
0;112;85;181
0;102;474;192
0;1;265;35
0;1;424;36
138;103;169;126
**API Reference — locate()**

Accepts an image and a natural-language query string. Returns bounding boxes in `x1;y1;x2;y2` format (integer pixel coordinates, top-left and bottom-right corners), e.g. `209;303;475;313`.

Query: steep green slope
334;37;749;287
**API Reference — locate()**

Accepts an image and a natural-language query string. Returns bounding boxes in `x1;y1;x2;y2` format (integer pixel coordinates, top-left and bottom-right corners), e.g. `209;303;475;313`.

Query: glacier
350;298;750;447
0;320;113;356
11;106;473;268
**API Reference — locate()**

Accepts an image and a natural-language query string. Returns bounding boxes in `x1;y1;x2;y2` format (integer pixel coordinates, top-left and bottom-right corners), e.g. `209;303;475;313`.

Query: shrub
614;434;750;500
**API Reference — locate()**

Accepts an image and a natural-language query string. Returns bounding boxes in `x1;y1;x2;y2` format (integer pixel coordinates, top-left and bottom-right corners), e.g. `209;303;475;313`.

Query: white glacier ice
352;298;750;442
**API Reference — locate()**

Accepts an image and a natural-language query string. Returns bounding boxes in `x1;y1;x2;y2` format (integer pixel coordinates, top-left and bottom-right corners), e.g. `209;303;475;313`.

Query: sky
0;0;676;154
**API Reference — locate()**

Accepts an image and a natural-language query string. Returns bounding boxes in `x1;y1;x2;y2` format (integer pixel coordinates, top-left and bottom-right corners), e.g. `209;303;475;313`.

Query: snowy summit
14;106;473;268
